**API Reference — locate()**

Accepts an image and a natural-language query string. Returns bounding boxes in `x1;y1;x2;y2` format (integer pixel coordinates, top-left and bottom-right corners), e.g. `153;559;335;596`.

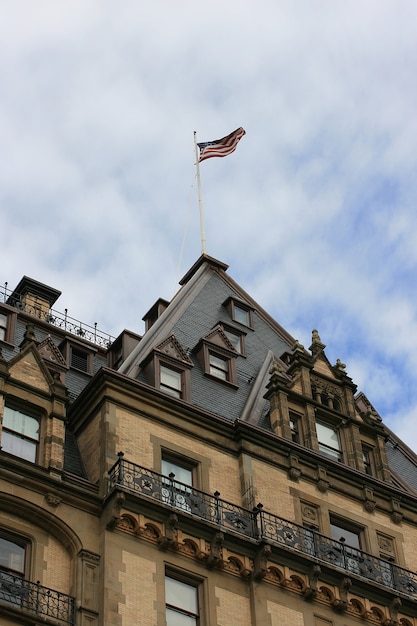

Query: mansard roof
119;254;296;422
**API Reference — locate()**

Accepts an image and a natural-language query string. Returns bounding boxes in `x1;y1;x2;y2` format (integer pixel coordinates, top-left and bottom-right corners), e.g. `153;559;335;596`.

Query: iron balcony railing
1;282;115;348
0;569;75;625
109;454;417;599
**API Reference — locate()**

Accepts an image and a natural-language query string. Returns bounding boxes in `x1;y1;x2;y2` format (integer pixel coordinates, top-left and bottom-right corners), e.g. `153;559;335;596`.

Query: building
0;254;417;626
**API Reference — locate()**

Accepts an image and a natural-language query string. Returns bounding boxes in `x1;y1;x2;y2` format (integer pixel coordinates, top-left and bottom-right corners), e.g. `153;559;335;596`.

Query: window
70;347;89;372
161;456;194;513
223;297;254;329
0;313;7;342
0;534;27;606
362;445;374;475
329;517;363;575
209;353;229;380
165;574;200;626
316;422;342;461
233;305;250;326
2;406;40;462
160;366;183;399
289;413;302;443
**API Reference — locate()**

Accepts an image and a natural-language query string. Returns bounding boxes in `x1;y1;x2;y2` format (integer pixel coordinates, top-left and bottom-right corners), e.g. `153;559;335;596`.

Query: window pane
209;354;228;380
160;366;182;398
166;608;197;626
234;306;249;326
330;522;361;549
0;538;25;574
162;459;192;486
0;313;6;341
2;431;37;462
166;577;198;613
3;407;39;440
316;423;339;448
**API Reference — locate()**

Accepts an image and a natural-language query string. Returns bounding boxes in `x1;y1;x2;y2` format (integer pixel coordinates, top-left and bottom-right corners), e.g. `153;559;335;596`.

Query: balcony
108;454;417;599
0;569;75;625
1;282;114;349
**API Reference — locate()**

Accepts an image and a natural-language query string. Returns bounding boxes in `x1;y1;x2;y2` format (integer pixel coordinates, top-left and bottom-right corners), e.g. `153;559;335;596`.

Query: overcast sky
1;2;417;450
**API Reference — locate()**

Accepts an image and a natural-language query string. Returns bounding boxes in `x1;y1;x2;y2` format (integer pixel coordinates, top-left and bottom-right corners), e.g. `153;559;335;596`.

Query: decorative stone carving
45;493;62;507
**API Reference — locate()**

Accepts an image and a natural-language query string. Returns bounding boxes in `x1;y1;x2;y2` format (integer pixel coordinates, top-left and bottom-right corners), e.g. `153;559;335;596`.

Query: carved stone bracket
316;467;329;493
105;492;126;529
45;492;62;508
206;531;224;569
288;454;301;482
253;542;272;581
363;487;376;513
302;564;321;601
158;513;179;551
332;577;351;612
390;499;403;525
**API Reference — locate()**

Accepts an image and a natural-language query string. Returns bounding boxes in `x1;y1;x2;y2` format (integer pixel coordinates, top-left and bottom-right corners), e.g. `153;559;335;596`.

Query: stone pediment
201;326;236;353
155;335;193;366
38;337;69;371
7;343;54;393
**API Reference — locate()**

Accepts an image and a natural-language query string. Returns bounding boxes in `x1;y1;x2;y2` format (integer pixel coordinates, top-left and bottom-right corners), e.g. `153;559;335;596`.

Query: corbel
288;454;301;482
206;531;224;569
332;577;351;612
104;491;126;529
316;467;329;493
253;542;272;581
390;499;403;525
158;513;179;551
363;486;376;513
302;564;321;601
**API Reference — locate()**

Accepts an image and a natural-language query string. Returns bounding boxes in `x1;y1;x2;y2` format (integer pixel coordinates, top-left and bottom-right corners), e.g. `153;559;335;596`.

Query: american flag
197;127;246;163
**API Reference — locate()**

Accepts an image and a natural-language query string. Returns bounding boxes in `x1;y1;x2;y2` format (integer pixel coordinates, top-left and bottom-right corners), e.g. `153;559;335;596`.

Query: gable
8;346;52;394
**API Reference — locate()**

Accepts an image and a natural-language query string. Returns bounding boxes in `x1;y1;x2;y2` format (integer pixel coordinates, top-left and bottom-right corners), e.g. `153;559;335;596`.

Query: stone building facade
0;255;417;626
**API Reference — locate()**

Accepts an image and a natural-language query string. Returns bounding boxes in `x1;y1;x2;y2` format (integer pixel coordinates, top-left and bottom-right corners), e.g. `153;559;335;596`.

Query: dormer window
209;353;229;380
160;365;183;399
223;297;254;329
141;335;193;402
0;313;7;342
194;326;238;387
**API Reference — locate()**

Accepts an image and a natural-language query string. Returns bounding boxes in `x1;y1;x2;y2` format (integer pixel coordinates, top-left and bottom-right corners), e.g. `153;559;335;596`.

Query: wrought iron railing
109;454;256;537
1;282;114;348
109;454;417;599
0;569;75;625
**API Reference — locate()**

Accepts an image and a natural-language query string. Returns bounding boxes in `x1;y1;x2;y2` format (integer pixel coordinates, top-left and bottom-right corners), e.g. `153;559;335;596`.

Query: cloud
1;1;417;449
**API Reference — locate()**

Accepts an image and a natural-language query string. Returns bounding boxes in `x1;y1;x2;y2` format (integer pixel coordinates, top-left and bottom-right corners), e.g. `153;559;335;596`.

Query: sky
1;2;417;450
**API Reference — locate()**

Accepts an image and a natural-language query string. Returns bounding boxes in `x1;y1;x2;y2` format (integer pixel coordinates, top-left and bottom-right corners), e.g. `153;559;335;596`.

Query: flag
197;127;246;163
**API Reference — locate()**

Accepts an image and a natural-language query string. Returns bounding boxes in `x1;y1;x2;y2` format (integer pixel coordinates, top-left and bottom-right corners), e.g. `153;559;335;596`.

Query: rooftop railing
0;569;75;625
109;454;417;599
1;283;115;348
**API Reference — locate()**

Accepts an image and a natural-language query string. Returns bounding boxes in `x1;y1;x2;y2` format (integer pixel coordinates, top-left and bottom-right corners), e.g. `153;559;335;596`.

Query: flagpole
194;131;207;255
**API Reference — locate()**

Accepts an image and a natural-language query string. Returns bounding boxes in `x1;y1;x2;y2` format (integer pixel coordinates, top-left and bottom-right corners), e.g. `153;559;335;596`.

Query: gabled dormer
265;329;391;482
0;326;68;474
141;335;193;401
194;325;238;387
38;336;69;383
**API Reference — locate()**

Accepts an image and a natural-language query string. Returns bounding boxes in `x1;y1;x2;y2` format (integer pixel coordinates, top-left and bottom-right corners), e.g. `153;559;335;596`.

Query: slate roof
120;255;296;423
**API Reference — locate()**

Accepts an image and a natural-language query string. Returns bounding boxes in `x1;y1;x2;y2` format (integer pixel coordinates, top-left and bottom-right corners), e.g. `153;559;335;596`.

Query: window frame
0;308;15;345
361;444;375;476
223;297;254;329
1;404;41;463
289;412;303;444
155;359;190;401
165;570;202;626
0;529;30;607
